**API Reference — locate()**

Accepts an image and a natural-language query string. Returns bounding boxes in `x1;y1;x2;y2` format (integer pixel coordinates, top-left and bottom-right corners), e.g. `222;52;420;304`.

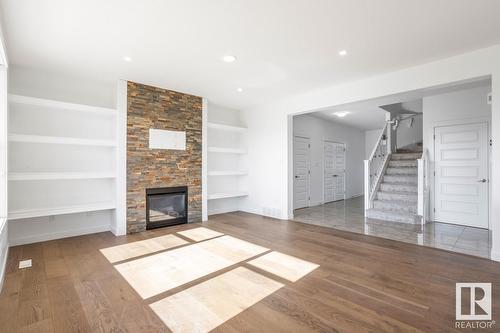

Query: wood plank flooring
1;211;499;332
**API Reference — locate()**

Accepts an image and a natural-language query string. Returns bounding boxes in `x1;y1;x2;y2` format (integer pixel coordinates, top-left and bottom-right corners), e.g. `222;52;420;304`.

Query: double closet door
323;141;345;203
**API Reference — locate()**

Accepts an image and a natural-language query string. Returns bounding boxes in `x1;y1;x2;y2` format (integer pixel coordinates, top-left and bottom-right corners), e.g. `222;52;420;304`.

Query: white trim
207;147;246;154
9;172;116;180
208;171;247;176
0;218;8;293
8;224;111;247
8;94;116;115
202;98;208;221
207;192;248;200
114;80;127;235
207;122;247;132
429;117;491;227
8;202;116;220
491;249;500;262
8;133;116;147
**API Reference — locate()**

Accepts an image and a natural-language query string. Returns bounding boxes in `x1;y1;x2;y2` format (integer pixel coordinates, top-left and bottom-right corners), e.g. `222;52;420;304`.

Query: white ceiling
310;78;491;130
1;0;500;110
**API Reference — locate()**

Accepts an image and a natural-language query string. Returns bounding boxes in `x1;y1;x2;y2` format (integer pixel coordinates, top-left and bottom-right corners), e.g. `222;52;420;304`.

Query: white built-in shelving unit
7;94;118;221
207;118;248;215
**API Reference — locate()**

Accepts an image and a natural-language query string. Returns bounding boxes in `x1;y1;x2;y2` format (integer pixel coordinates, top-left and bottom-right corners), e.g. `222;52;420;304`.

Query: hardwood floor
1;211;499;332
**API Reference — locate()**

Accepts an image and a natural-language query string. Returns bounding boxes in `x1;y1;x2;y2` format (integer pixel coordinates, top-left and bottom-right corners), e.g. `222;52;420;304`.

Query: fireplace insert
146;186;188;229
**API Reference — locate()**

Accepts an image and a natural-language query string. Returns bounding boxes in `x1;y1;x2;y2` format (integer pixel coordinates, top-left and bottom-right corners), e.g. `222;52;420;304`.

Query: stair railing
417;148;430;225
364;122;392;212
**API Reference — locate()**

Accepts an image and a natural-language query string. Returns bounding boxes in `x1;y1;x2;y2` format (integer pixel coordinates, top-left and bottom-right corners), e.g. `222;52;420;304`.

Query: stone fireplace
127;81;202;233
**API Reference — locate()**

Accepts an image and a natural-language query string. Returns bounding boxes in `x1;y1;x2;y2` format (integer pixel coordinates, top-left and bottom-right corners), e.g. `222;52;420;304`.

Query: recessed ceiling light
236;87;243;92
338;50;347;56
333;111;350;118
123;56;132;62
223;55;237;63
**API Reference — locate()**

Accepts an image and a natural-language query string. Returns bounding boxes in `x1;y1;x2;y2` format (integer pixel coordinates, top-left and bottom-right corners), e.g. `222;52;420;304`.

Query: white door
324;141;346;203
434;122;489;228
294;136;310;209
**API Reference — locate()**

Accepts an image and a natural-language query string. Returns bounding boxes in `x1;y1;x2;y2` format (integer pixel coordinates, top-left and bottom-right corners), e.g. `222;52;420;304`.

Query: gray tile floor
293;196;491;259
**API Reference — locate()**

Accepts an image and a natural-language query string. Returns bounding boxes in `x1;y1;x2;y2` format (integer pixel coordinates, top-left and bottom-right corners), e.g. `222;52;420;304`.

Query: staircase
366;145;422;223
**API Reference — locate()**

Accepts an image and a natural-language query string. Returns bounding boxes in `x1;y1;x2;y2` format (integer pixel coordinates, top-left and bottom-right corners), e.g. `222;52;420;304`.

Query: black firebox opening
146;186;188;230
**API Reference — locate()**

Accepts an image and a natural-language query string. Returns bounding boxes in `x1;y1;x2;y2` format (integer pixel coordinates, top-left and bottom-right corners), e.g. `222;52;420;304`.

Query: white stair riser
366;209;417;224
380;183;418;193
391;153;421;160
389;160;417;167
383;175;417;184
373;200;417;214
386;167;417;175
377;192;417;202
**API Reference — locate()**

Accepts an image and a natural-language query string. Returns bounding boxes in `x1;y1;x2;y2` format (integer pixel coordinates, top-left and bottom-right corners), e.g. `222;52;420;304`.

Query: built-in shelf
207;192;248;200
9;133;116;147
207;122;247;132
208;171;248;176
208;147;246;154
8;202;116;220
8;172;116;181
9;94;116;116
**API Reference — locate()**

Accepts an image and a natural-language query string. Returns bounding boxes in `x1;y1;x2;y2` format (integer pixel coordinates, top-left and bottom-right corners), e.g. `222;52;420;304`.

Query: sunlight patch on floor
114;235;269;299
248;251;320;282
150;267;284;333
100;234;188;263
177;227;224;242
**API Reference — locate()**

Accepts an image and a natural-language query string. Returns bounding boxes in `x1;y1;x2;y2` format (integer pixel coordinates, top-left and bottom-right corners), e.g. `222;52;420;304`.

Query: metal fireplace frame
145;186;188;230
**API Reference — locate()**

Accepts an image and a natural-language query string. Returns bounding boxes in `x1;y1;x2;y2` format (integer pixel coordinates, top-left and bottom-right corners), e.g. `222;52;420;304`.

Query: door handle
295;175;299;179
477;178;488;183
332;175;338;177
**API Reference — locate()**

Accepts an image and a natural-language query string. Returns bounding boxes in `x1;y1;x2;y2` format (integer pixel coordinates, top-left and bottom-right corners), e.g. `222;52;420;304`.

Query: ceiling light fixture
236;87;243;92
222;55;237;63
123;56;132;62
333;111;350;118
338;50;347;56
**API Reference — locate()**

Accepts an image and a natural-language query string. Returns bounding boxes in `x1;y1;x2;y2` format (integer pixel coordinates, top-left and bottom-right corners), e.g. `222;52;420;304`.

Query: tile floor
293;196;491;259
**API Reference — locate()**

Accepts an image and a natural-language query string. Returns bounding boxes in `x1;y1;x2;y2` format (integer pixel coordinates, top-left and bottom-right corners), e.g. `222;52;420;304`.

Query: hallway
293;196;491;258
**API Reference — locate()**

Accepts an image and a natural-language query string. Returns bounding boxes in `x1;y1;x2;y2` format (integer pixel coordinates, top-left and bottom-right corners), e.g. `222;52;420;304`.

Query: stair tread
378;190;417;195
366;209;418;223
373;199;418;206
368;208;416;216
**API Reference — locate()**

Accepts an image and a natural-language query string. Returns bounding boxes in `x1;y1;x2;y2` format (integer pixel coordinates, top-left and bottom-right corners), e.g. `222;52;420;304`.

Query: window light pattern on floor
247;251;320;282
100;234;188;263
104;226;320;333
114;235;268;299
177;226;224;242
150;267;284;333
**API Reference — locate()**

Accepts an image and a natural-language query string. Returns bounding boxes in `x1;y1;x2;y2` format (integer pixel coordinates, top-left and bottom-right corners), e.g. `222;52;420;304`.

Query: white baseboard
9;224;111;246
0;218;8;293
208;207;239;216
490;249;500;262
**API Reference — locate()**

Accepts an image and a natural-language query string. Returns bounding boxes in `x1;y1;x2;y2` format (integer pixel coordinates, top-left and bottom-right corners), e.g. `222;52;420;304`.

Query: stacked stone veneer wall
127;81;202;233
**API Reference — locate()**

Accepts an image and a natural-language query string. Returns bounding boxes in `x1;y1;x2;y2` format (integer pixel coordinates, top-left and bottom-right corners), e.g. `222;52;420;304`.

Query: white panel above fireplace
149;129;186;150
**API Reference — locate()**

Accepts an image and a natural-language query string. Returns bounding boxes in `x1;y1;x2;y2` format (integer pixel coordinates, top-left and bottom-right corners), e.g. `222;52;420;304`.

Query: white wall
207;102;247;215
365;129;381;159
397;115;423;149
422;84;492;223
423;85;492;149
7;67;117;244
293;115;364;206
240;44;500;261
9;65;116;108
0;66;8;290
